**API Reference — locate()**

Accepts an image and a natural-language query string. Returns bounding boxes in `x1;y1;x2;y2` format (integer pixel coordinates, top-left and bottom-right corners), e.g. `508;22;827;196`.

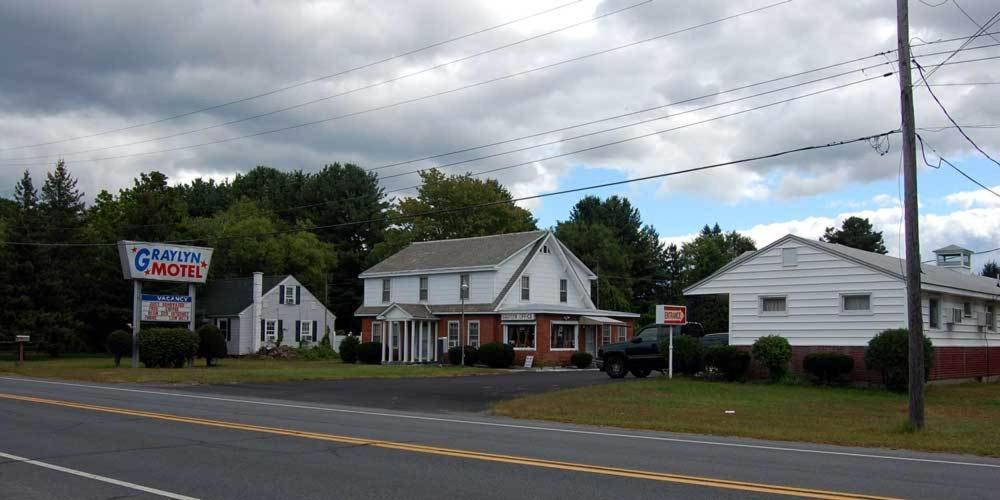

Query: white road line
3;376;999;469
0;450;200;500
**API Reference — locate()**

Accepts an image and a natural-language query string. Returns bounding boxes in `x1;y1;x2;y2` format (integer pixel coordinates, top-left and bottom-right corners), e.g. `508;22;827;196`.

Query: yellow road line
0;392;897;500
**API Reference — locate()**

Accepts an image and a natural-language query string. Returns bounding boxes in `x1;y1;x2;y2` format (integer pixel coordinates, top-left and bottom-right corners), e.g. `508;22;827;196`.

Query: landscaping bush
107;330;132;368
137;328;198;368
319;331;331;347
357;342;382;364
297;343;338;360
865;328;934;392
339;335;360;364
448;345;478;366
477;342;515;368
704;345;751;382
570;352;593;369
751;335;793;382
197;323;228;366
803;352;855;385
659;335;704;375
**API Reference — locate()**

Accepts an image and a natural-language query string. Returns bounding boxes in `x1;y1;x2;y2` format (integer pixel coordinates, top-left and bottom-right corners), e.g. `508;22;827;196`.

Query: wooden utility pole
896;0;925;429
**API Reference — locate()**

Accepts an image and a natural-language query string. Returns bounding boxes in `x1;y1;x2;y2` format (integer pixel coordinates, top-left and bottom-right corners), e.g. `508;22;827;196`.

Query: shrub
659;335;704;375
339;335;360;364
704;345;751;382
137;328;198;368
865;328;934;392
297;343;338;360
478;342;515;368
197;323;228;367
319;331;331;347
357;342;382;364
570;352;593;369
448;345;478;366
803;352;855;385
751;335;793;382
107;330;132;368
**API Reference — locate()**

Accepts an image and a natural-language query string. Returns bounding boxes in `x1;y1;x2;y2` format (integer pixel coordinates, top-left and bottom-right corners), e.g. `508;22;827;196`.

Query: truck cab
596;324;672;378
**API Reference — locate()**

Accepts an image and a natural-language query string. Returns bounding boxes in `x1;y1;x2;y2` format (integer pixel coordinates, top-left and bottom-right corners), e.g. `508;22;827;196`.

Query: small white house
684;234;999;381
201;272;336;355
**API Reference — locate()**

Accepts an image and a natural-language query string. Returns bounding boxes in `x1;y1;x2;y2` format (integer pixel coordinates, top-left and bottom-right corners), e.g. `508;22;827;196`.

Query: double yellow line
0;392;895;500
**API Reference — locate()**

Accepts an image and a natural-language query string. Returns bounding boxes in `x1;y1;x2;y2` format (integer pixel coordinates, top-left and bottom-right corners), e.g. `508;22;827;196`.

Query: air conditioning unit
975;312;991;327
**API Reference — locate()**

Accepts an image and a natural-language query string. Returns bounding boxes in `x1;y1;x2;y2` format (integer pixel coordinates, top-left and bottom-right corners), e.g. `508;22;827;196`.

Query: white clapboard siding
362;272;495;306
497;241;589;308
923;293;1000;346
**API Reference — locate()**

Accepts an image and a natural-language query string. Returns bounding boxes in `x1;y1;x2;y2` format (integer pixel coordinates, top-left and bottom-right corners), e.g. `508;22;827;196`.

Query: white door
585;326;596;356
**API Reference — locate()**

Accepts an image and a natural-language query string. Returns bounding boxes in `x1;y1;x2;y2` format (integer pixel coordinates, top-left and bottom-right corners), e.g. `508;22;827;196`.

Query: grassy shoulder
493;377;1000;457
0;356;499;384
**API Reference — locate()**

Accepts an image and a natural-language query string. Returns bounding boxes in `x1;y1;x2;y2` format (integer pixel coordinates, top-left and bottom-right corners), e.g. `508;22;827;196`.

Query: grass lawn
493;377;1000;457
0;356;498;384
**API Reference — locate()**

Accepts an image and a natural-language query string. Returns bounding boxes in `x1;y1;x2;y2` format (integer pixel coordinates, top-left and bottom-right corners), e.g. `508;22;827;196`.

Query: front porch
377;304;439;364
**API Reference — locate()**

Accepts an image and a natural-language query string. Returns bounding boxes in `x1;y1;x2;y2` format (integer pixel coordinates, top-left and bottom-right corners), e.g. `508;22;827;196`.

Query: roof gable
360;231;546;276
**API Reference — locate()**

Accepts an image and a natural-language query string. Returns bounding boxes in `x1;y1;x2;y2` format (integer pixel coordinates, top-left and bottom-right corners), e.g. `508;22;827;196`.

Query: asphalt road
1;375;998;500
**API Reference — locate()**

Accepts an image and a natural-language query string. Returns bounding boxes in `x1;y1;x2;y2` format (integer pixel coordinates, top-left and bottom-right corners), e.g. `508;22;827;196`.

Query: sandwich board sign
118;241;214;368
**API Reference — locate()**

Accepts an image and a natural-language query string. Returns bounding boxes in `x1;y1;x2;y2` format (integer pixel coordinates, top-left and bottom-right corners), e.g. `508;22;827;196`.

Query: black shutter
296;286;301;305
279;285;285;304
260;319;265;341
277;320;284;343
312;320;318;341
226;319;232;341
295;321;301;342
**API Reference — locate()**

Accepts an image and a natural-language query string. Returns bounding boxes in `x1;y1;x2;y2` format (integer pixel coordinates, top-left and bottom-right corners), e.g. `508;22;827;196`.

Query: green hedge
107;330;132;368
704;345;751;382
803;352;855;385
448;345;478;366
478;342;515;368
339;336;360;364
659;335;704;375
751;335;793;382
137;328;198;368
570;352;593;369
197;323;228;366
865;328;934;392
357;342;382;364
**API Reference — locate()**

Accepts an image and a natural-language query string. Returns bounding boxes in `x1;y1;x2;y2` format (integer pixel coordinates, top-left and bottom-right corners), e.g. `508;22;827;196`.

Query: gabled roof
360;231;547;277
201;275;287;316
684;234;1000;298
933;244;973;255
376;303;436;320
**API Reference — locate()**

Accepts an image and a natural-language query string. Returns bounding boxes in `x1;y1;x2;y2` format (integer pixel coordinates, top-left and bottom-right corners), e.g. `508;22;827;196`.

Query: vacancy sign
656;305;687;325
141;294;192;322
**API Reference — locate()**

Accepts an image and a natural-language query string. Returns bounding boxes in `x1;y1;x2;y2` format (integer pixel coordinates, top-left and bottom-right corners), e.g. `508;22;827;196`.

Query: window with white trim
467;321;480;348
601;324;611;345
550;323;577;350
217;319;230;341
381;279;391;303
372;322;383;343
616;326;627;343
505;324;535;349
760;296;787;314
842;294;871;312
284;286;297;305
300;321;313;342
520;276;530;301
419;276;428;301
963;302;973;318
448;321;460;348
559;279;568;303
459;274;470;300
929;298;940;329
264;320;278;343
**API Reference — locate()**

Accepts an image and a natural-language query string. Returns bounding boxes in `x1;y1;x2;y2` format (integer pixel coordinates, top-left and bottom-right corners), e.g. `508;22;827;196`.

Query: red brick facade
748;345;1000;382
360;314;633;366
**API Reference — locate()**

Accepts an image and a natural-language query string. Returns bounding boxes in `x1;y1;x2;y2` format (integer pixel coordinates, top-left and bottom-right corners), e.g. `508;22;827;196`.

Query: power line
0;0;654;163
0;130;899;248
916;133;1000;198
914;58;1000;168
919;8;1000;81
0;0;586;153
0;1;795;168
952;0;1000;44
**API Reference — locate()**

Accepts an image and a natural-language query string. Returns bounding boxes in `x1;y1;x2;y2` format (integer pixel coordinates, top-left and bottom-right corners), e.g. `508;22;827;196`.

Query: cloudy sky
1;0;998;267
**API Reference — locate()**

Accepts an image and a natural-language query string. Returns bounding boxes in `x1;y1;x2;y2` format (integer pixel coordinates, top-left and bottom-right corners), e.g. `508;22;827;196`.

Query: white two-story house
355;231;638;365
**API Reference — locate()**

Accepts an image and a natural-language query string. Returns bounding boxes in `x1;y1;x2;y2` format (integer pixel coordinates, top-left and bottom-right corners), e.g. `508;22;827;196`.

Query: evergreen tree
983;261;1000;280
820;216;888;254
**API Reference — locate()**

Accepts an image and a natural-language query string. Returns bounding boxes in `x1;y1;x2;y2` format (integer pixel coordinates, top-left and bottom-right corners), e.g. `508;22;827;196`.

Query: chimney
932;245;973;275
252;272;263;349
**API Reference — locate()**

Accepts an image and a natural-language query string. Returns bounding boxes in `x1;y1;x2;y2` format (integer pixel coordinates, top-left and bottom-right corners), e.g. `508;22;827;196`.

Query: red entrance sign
656;305;687;325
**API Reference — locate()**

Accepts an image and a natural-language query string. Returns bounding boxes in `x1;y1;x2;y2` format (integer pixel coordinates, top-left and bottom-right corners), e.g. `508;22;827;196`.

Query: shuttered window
381;279;390;303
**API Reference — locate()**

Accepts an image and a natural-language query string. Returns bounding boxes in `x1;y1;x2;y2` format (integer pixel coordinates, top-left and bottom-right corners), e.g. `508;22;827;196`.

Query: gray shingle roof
933;244;972;254
201;276;285;316
360;231;546;276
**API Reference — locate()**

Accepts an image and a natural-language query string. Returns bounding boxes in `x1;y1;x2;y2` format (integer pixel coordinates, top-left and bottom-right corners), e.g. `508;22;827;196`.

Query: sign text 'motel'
118;241;214;284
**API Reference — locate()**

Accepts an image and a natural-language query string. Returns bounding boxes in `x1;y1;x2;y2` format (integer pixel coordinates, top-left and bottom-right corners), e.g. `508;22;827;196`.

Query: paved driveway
178;370;622;413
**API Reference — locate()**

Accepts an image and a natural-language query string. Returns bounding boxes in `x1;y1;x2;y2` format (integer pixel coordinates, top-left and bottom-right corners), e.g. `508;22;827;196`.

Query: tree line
2;160;925;354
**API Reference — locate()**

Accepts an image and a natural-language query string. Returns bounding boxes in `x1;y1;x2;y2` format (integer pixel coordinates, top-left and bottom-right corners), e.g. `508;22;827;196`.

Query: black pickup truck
596;323;708;378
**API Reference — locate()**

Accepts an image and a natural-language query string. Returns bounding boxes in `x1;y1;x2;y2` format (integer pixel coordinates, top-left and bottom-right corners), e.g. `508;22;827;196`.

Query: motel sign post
655;305;688;379
118;241;214;368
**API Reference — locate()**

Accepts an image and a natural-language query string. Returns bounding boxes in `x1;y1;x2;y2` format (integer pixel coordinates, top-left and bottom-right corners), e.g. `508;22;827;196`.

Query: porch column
425;323;431;362
432;322;438;362
381;325;387;363
410;321;417;363
403;321;409;363
390;322;397;363
406;321;412;363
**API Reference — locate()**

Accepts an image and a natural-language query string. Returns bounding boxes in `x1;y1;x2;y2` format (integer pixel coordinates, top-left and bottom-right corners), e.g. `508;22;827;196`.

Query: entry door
585;326;597;356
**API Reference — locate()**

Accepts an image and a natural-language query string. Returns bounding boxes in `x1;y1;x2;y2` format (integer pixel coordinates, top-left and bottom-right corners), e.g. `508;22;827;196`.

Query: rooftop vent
932;244;973;275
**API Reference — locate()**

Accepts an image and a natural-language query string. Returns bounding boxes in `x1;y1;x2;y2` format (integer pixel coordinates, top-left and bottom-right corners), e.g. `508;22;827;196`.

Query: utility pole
896;0;925;429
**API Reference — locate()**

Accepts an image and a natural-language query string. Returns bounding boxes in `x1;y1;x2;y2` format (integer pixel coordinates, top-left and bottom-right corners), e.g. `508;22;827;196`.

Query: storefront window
506;324;535;349
550;323;577;350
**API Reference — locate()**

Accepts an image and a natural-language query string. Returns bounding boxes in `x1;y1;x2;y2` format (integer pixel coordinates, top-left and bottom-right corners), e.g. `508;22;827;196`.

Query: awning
580;315;624;325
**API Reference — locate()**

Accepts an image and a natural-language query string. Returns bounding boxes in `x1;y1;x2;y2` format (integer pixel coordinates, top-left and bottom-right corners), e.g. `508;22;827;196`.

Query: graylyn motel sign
117;241;214;368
